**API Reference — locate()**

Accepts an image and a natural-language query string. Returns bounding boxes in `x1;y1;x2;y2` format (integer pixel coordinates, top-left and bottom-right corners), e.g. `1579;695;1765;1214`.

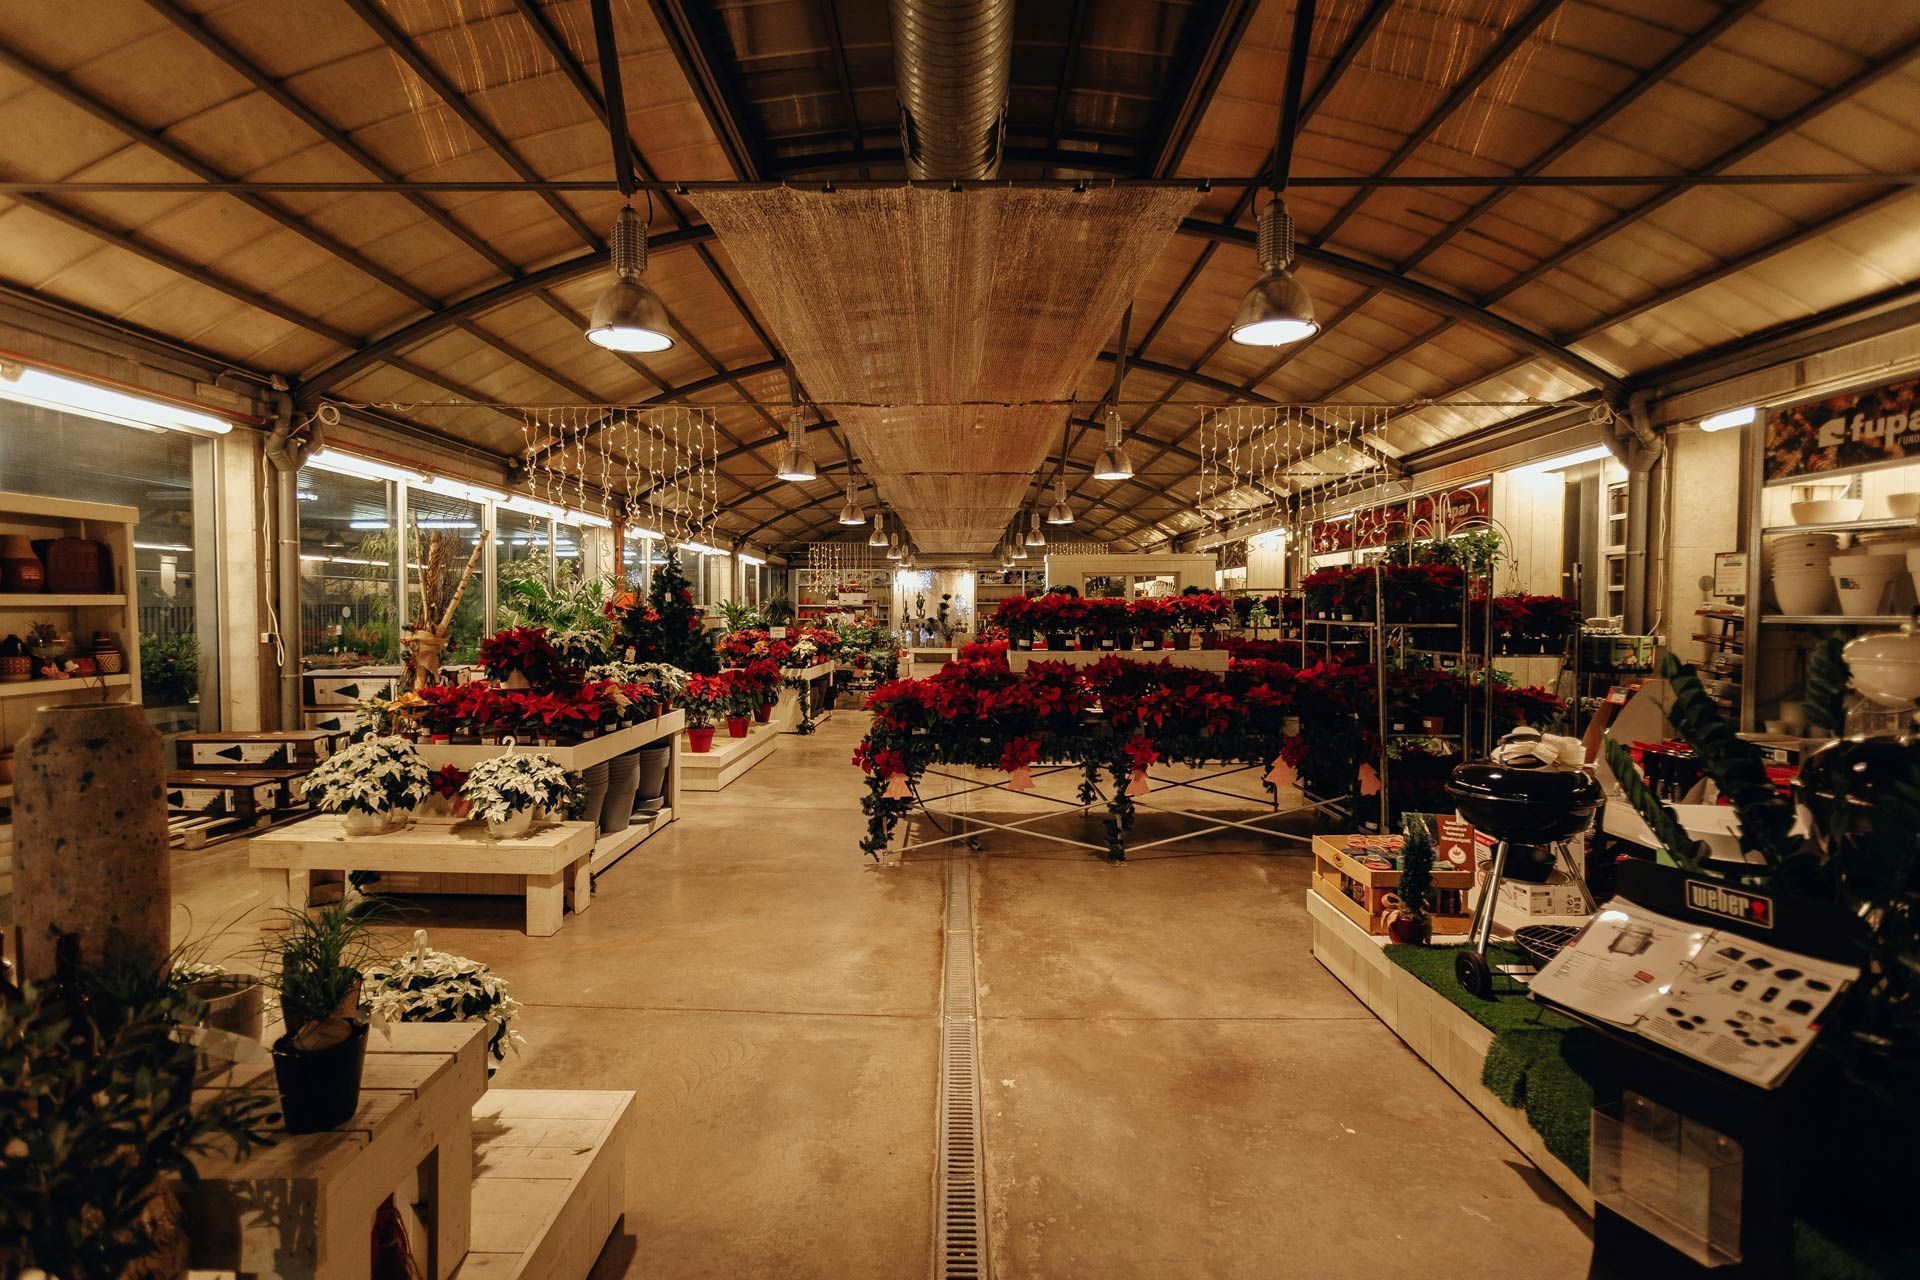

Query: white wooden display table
252;816;596;936
1007;647;1229;672
181;1021;489;1280
411;710;684;771
774;659;835;729
678;721;780;791
410;712;684;875
461;1090;635;1279
906;646;955;678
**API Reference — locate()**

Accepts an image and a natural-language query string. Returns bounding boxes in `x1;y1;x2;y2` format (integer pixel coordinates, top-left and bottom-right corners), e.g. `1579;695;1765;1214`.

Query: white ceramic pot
1886;492;1920;519
385;805;414;831
1830;554;1901;617
342;808;387;836
1771;571;1835;615
1845;617;1920;707
1791;498;1863;525
486;807;535;840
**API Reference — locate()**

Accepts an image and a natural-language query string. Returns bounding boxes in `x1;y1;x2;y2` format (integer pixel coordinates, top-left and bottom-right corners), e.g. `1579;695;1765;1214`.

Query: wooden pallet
167;805;312;852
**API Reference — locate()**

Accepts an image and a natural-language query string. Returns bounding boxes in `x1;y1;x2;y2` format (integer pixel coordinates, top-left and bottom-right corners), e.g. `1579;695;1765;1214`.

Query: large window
296;465;399;667
495;509;553;629
0;402;220;738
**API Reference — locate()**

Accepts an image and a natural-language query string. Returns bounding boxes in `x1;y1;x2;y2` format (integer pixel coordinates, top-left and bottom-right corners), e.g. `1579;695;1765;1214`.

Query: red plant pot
1386;916;1431;946
687;726;716;753
753;702;774;724
726;715;750;738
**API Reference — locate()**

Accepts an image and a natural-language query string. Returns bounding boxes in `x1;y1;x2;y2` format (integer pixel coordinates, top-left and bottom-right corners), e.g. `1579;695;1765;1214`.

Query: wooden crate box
1311;834;1475;936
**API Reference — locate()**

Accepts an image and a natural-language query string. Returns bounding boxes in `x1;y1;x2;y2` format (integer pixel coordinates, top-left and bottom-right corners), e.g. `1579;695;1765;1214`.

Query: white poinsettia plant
460;751;572;824
363;930;525;1064
586;659;689;696
787;637;819;666
301;736;432;816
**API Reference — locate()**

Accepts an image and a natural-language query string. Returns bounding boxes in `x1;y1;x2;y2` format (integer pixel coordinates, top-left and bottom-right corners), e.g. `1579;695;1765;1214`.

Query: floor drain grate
936;855;986;1279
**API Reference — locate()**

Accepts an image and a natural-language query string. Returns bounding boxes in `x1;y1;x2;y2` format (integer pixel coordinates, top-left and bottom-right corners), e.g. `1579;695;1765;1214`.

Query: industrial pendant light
1093;408;1134;482
586;205;675;352
1045;473;1073;524
886;532;904;560
1229;199;1317;348
1024;509;1046;547
837;472;866;525
775;406;817;483
1010;533;1029;561
1230;0;1318;349
868;510;890;548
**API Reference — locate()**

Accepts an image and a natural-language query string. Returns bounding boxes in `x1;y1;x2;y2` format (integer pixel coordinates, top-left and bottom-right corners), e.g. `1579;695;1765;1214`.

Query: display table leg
418;1121;473;1280
260;866;311;913
525;869;565;935
566;855;591;915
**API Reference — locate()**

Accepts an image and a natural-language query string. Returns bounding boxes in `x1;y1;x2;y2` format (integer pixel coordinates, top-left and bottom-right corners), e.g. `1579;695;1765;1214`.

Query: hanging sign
1762;374;1920;482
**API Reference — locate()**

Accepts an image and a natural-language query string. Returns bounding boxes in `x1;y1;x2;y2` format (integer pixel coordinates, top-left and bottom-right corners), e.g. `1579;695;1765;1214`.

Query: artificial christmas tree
618;555;718;674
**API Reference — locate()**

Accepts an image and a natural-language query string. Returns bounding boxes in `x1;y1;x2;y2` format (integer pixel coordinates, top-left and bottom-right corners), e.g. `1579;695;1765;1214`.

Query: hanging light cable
586;205;675;352
1047;399;1074;523
1230;0;1319;349
1094;307;1135;481
868;509;890;548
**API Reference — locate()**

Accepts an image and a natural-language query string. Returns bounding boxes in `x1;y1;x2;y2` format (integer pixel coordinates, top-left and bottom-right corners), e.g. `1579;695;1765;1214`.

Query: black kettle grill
1445;737;1602;996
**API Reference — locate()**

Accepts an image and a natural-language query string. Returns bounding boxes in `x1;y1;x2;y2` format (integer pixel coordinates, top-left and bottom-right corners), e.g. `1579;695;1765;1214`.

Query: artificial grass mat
1384;942;1596;1179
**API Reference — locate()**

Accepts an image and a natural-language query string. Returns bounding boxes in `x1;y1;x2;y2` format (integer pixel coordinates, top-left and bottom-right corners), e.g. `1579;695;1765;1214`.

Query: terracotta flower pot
726;715;750;738
687;726;716;753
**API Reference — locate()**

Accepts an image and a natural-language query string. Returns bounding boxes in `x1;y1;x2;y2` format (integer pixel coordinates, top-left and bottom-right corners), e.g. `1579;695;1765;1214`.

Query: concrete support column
215;431;267;730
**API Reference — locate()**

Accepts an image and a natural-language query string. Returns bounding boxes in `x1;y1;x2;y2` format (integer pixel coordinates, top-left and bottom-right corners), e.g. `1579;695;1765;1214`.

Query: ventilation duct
889;0;1014;180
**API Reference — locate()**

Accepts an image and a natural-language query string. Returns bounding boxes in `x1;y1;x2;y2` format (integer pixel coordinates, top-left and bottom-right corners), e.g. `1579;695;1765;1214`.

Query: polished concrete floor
172;711;1591;1278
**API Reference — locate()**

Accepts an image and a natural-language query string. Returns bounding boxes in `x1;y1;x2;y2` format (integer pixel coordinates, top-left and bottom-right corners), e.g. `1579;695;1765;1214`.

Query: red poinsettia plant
479;626;568;689
679;672;732;729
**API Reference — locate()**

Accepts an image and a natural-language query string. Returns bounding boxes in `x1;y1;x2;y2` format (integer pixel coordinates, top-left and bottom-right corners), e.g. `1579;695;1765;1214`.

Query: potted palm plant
460;750;572;838
261;901;391;1134
301;736;431;834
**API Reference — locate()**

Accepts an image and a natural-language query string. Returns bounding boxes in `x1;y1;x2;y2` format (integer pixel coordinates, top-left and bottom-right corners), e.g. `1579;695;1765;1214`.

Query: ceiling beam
1049;0;1092;152
815;0;868;175
1147;0;1261;178
648;0;765;181
341;0;602;249
295;229;715;398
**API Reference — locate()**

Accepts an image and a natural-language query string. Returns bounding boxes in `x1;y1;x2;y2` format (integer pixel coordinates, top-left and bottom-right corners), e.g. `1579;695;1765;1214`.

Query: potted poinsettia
680;672;729;752
460;750;572;838
479;625;564;690
720;668;755;738
363;929;526;1068
421;764;470;819
302;736;431;834
741;658;782;722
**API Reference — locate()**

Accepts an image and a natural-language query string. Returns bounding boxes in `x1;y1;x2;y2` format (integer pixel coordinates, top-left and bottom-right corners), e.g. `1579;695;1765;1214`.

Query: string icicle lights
1194;404;1392;545
519;406;721;545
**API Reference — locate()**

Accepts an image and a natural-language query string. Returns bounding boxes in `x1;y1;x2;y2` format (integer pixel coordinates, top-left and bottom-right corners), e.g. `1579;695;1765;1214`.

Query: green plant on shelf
1397;812;1437;923
139;630;198;705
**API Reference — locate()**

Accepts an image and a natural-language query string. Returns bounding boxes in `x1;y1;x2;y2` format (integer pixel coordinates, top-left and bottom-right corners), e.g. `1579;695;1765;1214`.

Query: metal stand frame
884;761;1349;862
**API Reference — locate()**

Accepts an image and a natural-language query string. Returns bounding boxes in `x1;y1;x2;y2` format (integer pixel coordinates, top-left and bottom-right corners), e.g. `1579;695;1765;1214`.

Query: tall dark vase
602;752;641;834
636;743;671;811
577;760;611;830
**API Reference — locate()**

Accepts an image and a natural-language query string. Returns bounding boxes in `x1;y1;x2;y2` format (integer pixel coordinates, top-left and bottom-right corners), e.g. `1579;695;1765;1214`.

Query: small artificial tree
618;556;717;674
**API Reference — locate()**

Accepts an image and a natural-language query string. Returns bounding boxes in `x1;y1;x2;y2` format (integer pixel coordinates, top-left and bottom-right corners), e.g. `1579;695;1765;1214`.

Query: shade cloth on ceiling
688;186;1200;553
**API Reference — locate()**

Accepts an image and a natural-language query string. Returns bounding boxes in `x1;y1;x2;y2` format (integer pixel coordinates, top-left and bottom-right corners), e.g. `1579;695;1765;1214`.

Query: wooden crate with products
1310;832;1475;936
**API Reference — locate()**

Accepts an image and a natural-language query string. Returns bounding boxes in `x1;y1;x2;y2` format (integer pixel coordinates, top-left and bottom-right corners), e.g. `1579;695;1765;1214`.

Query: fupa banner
1763;373;1920;482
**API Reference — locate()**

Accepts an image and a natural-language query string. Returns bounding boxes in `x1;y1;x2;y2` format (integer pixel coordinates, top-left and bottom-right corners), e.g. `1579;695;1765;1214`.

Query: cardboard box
1496;873;1590;917
1310;834;1475;936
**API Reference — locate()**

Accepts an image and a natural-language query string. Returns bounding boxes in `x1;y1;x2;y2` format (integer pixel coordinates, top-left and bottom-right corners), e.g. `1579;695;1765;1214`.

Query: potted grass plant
301;736;431;835
460;750;572;838
260;901;392;1134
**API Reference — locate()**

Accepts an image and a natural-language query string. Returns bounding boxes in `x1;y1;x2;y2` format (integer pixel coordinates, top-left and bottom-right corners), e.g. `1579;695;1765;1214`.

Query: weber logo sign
1685;880;1773;929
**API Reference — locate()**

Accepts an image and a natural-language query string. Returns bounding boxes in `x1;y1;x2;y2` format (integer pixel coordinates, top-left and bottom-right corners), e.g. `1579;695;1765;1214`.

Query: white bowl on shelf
1791;498;1864;525
1829;552;1903;617
1770;570;1836;616
1887;493;1920;519
1845;618;1920;708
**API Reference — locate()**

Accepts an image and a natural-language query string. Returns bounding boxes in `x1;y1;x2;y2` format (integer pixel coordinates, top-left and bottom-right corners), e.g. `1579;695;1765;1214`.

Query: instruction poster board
1763;374;1920;481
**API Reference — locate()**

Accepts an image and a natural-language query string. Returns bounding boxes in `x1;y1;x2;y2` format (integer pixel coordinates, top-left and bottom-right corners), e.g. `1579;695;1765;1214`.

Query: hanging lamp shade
867;511;889;547
776;407;817;482
1010;535;1029;560
837;476;866;525
1230;199;1317;348
886;533;904;560
1023;509;1046;547
1045;474;1073;524
586;206;675;353
1093;408;1134;482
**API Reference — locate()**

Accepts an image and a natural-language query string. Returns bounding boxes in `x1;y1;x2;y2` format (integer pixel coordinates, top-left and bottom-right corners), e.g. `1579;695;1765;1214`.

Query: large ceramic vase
12;701;170;981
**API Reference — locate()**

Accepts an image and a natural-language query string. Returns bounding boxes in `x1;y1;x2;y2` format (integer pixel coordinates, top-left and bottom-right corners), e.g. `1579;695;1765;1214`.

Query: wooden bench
252;816;596;936
181;1021;489;1280
457;1090;636;1279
